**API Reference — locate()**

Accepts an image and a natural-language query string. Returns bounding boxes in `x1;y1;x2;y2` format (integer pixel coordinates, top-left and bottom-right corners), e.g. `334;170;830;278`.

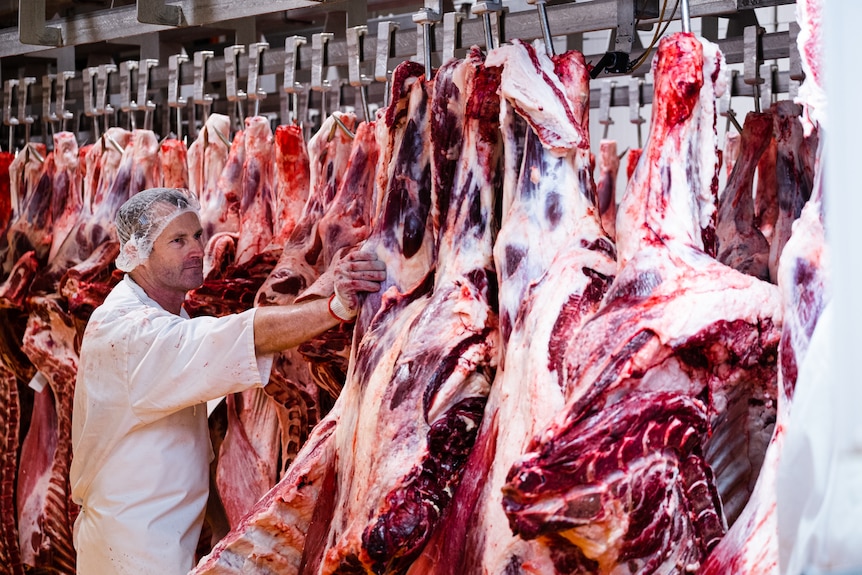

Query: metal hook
105;133;125;154
332;114;355;140
42;73;56;136
743;25;765;113
224;45;247;133
526;0;554;56
719;70;743;133
3;79;19;152
193;50;215;136
247;42;269;118
628;77;646;149
55;70;74;133
137;59;158;132
680;0;692;34
442;11;465;64
213;125;231;148
788;22;804;100
283;36;307;125
374;21;399;108
168;53;189;141
412;2;442;79
26;142;44;163
347;25;372;122
119;60;138;130
16;77;36;145
599;80;615;140
311;33;334;119
472;2;504;52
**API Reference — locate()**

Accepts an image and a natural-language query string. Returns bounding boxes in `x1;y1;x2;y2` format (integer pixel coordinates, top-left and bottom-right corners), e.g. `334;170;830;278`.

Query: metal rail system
1;0;799;149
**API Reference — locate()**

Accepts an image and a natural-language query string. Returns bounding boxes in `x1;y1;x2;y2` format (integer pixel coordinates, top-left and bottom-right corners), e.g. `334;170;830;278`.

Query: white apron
71;276;272;575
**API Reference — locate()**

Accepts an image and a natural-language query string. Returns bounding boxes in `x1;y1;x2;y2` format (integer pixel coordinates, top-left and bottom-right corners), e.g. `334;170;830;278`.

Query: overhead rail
5;0;794;59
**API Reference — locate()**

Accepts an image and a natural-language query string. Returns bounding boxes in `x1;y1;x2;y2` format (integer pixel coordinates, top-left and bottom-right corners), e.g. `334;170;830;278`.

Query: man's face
139;211;205;293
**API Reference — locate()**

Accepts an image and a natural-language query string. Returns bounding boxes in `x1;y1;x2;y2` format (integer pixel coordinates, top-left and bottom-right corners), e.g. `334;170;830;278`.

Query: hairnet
115;187;201;272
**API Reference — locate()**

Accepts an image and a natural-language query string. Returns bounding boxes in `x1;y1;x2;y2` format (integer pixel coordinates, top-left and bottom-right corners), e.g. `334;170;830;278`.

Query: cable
628;0;681;74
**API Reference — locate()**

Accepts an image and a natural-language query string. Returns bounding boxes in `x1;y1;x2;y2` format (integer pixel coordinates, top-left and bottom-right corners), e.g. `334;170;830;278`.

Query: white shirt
70;276;273;575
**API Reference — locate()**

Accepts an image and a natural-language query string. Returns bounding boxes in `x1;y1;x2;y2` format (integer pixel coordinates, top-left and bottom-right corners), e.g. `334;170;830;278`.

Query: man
70;188;386;574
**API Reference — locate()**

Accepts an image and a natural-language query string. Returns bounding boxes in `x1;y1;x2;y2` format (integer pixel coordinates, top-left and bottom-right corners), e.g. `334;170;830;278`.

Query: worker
69;187;386;575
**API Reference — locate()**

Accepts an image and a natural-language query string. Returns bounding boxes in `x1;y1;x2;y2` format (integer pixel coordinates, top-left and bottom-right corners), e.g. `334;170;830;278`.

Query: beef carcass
271;124;311;246
296;120;381;396
0;151;15;277
502;33;782;571
716;112;773;281
191;114;238;242
37;130;159;295
216;387;282;529
596;139;619;241
700;143;828;575
410;40;616;575
235;117;277;266
625;147;642;183
3;145;52;275
0;362;24;575
160;137;190;189
723;130;741;182
319;50;499;574
17;297;79;574
0;152;12;229
211;113;357;532
0;147;54;308
754;136;778;244
47;133;82;264
191;410;340;574
193;58;476;575
768;101;813;283
316;121;378;270
703;1;828;563
191;71;419;572
85;128;132;213
253;112;357;315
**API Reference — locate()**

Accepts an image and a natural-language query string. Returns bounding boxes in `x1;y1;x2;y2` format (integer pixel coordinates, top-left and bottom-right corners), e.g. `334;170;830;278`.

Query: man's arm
252;250;386;355
253;298;338;354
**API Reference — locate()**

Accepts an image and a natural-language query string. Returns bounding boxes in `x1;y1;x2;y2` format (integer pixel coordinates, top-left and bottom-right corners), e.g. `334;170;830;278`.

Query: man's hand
332;251;387;316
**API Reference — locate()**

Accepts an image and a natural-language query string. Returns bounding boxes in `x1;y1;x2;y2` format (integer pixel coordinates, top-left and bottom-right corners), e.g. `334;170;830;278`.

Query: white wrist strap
328;292;356;322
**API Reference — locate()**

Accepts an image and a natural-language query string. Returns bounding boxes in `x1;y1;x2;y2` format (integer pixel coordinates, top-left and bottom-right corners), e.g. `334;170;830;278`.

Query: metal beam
137;0;186;27
18;0;62;47
0;0;325;58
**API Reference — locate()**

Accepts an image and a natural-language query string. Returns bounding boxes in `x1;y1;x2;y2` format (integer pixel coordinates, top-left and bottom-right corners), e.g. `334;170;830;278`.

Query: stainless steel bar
681;0;692;33
413;2;442;78
473;1;504;51
527;0;555;56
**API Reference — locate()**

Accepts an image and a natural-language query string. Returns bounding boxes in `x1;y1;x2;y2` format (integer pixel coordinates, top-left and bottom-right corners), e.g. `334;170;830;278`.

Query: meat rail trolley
0;0;857;574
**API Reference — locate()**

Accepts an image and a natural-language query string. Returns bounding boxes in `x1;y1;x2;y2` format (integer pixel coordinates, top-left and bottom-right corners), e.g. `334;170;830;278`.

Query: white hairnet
115;187;201;272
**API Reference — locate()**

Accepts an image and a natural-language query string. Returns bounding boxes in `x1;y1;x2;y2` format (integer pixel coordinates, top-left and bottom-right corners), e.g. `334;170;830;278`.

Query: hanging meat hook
680;0;692;33
412;1;442;79
328;113;355;142
527;0;555;56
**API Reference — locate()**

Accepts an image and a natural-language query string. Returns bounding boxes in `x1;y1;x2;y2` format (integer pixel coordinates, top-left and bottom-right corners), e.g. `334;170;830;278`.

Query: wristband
328;292;356;323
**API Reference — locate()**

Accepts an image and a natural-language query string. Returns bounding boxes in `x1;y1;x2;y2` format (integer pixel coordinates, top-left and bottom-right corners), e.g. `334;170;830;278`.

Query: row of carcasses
0;32;824;575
